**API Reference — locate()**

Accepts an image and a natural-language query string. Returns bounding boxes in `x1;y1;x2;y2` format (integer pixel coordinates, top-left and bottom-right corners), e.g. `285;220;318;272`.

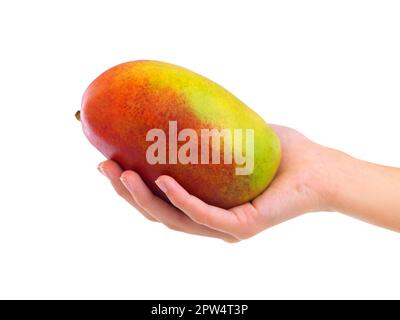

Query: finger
154;175;242;236
98;160;157;222
120;171;239;243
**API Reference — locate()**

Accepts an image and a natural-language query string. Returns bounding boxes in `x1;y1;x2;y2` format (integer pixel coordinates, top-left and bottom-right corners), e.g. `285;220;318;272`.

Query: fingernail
155;179;168;193
98;164;106;176
120;176;132;191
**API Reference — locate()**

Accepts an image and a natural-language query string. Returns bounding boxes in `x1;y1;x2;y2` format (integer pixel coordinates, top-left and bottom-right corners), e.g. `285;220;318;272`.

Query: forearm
328;150;400;232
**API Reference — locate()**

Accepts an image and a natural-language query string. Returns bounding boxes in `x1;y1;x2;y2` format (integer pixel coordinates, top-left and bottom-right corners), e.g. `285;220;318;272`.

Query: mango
78;60;281;208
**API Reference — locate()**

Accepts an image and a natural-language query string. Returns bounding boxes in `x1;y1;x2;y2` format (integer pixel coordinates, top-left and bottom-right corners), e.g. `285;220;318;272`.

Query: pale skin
98;125;400;242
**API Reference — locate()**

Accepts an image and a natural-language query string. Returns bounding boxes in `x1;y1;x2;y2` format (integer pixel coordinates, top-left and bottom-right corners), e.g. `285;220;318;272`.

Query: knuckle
196;207;215;226
134;193;154;209
223;237;241;244
235;229;254;240
142;213;157;222
174;193;191;209
115;188;127;198
198;214;211;226
173;213;187;225
164;222;181;231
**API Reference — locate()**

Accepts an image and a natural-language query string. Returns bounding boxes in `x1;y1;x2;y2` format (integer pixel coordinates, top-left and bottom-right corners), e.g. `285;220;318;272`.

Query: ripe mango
78;61;281;208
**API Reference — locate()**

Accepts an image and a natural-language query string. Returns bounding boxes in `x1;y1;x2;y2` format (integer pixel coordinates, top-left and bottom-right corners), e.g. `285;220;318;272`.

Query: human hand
98;125;337;242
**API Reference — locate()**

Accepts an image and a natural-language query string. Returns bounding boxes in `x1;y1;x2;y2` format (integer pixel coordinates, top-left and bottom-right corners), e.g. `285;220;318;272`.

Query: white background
0;0;399;299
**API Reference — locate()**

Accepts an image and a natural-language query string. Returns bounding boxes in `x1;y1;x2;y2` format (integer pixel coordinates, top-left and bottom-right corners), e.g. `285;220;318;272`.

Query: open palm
98;125;332;242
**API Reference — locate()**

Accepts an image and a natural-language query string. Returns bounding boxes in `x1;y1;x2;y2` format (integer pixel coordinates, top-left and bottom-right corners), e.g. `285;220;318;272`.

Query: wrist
313;146;357;213
320;147;364;214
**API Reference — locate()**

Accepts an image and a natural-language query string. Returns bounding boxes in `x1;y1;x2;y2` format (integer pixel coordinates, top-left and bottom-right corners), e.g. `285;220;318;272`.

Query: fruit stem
75;110;81;121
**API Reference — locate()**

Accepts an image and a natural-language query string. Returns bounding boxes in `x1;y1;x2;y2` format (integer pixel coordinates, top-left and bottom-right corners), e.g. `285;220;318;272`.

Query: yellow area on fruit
116;61;281;196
